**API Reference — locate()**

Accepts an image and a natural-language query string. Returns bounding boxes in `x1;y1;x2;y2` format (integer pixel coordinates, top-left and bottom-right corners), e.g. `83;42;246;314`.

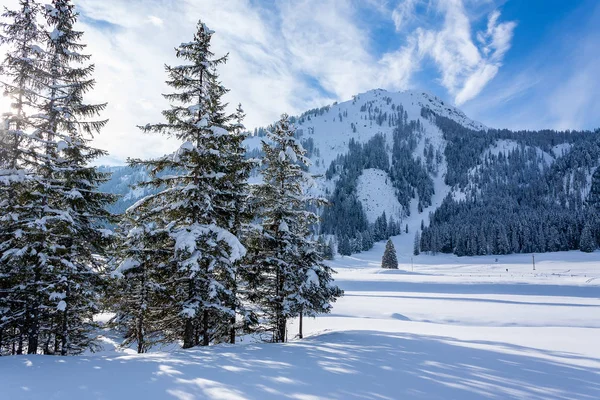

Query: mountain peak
352;88;486;132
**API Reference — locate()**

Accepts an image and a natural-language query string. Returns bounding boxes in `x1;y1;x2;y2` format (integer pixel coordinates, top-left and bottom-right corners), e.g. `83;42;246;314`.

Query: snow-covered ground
2;249;599;399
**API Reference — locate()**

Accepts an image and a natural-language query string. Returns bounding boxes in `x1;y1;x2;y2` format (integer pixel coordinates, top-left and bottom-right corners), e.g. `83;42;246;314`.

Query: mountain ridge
99;88;600;256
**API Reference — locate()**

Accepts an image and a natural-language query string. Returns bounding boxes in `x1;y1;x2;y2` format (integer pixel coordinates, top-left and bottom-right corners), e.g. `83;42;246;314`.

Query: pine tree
296;236;343;339
125;21;247;349
414;231;421;256
382;239;398;269
32;0;114;355
109;217;172;353
1;0;114;355
587;167;600;210
325;238;335;260
249;114;341;342
0;0;45;355
579;223;596;253
338;235;351;256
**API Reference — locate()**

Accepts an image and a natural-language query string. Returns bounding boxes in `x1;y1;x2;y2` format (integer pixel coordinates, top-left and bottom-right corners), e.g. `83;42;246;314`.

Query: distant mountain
99;89;600;255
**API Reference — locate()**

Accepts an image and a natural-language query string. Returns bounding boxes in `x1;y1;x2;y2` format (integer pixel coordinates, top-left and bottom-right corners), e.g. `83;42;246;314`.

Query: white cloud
414;0;516;105
147;16;163;27
392;0;419;31
0;0;516;164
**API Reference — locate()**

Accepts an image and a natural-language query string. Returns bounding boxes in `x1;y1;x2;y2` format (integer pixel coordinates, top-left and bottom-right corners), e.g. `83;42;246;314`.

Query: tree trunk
182;318;194;349
202;309;209;346
27;268;41;354
182;278;195;349
43;318;54;355
137;268;146;353
230;269;237;344
60;286;69;356
229;314;236;344
17;332;23;355
278;316;286;343
136;310;145;354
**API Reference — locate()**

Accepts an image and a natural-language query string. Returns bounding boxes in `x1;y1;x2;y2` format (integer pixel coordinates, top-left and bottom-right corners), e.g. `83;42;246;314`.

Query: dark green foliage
381;240;398;269
115;21;253;350
423;116;600;256
414;232;420;256
1;0;115;355
579;223;597;253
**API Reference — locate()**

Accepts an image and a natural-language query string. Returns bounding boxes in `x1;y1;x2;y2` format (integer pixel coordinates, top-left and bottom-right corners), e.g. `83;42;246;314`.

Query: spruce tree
296;235;343;339
33;0;114;355
126;21;248;349
382;239;398;269
249;114;341;342
1;0;114;355
579;223;596;253
414;231;421;256
587;167;600;210
109;216;172;353
0;0;45;355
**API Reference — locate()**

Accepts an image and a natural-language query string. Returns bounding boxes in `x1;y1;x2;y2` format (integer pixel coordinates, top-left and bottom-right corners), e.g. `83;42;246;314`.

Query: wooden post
411;257;414;272
532;254;535;271
298;311;303;339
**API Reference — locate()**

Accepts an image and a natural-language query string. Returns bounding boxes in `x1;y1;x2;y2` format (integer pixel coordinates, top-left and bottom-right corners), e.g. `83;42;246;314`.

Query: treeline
0;0;341;356
420;114;600;256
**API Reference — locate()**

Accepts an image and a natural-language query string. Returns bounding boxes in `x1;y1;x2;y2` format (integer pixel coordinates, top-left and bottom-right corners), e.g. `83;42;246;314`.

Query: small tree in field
414;231;421;256
381;240;398;269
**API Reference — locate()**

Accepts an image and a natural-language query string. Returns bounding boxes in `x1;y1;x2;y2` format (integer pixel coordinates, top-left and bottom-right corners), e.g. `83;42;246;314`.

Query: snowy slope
242;89;473;241
97;89;486;249
3;250;599;400
356;169;402;223
278;89;484;176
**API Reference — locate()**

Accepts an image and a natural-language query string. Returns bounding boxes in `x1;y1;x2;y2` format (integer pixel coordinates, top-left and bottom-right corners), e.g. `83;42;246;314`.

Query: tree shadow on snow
3;330;600;400
339;280;600;299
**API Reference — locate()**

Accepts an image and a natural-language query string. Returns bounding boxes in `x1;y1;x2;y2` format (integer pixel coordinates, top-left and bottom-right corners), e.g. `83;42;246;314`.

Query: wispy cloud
462;1;600;132
413;0;516;105
0;0;518;163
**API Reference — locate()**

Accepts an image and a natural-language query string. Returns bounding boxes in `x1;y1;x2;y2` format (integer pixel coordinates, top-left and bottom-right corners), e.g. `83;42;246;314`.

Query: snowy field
2;247;600;400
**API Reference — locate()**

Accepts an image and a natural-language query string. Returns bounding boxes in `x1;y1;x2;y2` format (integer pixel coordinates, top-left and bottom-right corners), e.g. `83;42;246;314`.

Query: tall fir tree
0;0;45;355
248;114;342;342
382;239;398;269
587;167;600;210
295;235;343;338
1;0;114;355
125;21;248;349
34;0;114;355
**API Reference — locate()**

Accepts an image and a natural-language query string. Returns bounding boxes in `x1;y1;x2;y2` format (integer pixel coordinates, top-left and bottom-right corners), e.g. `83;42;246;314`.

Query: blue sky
1;0;599;163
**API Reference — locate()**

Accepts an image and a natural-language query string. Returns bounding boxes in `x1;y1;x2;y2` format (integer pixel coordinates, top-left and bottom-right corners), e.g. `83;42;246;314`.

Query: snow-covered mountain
100;88;600;256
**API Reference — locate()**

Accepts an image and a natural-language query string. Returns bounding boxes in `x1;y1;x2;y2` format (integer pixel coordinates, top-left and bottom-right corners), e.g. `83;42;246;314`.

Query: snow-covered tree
109;216;172;353
125;21;249;348
587;167;600;211
0;0;115;355
382;239;398;269
248;114;341;342
296;237;343;339
579;223;596;253
36;0;114;355
0;0;45;355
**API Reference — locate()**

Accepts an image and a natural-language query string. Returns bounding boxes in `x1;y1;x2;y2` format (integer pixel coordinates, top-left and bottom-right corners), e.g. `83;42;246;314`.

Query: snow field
2;249;599;399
